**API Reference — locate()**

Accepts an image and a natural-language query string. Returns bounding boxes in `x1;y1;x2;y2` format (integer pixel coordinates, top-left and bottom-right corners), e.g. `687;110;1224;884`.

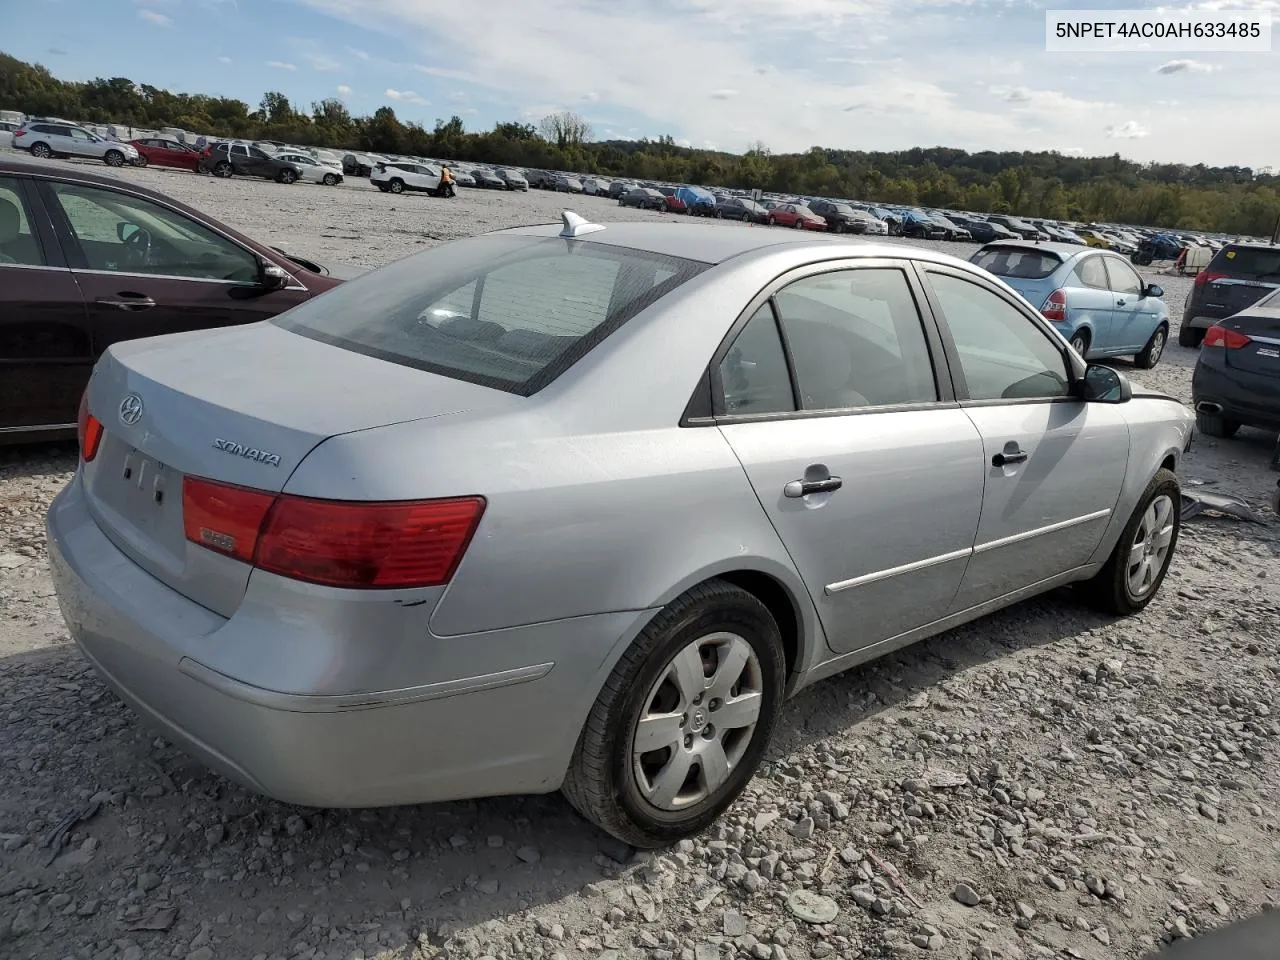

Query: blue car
970;240;1170;368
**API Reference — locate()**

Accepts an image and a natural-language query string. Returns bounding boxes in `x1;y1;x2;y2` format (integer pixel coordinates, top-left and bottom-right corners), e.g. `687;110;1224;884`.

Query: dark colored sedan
0;157;352;441
714;197;769;223
129;137;204;171
1192;291;1280;446
618;187;665;210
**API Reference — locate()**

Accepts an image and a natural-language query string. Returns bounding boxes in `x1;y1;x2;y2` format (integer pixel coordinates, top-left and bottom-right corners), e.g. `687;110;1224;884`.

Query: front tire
322;173;337;186
1081;468;1180;615
277;169;297;184
103;150;125;167
1134;325;1167;369
561;579;784;848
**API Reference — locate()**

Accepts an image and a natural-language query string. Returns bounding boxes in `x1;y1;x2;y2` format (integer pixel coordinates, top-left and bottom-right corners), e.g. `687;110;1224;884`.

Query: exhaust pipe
1196;401;1223;414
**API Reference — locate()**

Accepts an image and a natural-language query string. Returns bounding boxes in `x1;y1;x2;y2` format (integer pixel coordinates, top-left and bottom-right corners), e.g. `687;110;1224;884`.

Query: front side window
719;304;794;415
1104;258;1143;297
274;235;706;395
926;271;1070;402
50;182;258;282
0;177;46;266
773;268;938;410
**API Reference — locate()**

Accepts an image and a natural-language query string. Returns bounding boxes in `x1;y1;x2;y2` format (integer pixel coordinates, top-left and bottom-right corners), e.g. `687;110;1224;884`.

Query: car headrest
0;198;20;244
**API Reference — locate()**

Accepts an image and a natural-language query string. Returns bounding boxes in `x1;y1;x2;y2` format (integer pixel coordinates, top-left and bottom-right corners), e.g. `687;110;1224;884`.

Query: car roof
977;239;1089;258
502;219;982;268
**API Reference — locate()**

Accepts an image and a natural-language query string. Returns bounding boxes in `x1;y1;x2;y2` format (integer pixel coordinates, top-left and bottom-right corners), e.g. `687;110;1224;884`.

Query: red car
767;203;828;231
658;188;686;213
129;137;207;171
0;157;359;440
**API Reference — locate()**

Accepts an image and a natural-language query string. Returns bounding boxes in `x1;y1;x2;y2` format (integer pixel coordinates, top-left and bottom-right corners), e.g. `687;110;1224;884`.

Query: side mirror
1144;283;1163;298
1076;363;1132;403
258;260;290;291
117;222;140;242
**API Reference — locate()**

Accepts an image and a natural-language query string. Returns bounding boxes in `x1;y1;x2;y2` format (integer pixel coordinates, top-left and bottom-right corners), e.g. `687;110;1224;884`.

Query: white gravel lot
1;158;1279;960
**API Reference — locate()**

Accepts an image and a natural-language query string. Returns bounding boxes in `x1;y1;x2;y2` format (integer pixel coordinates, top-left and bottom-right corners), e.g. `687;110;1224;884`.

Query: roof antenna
560;210;606;239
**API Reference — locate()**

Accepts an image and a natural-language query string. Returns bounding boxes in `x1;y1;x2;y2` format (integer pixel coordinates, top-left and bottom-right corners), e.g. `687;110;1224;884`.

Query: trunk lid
1223;307;1280;377
82;322;516;617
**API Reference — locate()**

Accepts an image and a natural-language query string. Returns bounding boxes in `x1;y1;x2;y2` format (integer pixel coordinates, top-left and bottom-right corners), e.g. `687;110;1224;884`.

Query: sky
7;0;1279;167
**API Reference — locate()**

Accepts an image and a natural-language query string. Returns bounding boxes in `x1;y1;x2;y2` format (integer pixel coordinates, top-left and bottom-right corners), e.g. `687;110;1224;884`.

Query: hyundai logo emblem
119;394;144;426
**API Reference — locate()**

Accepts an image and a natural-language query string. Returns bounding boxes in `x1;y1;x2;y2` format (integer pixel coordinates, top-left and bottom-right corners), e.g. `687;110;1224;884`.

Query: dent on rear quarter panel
1087;397;1191;565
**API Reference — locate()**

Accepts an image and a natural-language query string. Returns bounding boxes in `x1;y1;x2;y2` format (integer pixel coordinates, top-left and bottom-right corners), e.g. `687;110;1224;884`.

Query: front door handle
96;294;156;311
992;446;1028;467
1116;299;1126;306
784;476;843;498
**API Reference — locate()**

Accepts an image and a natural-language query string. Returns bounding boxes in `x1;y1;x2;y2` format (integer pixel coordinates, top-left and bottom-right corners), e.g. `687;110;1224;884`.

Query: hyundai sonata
49;213;1193;847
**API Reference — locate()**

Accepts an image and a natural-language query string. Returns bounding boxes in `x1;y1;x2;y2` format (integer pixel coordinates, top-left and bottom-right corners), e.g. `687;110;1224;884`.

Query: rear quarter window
1211;246;1280;279
273;234;707;395
971;248;1063;280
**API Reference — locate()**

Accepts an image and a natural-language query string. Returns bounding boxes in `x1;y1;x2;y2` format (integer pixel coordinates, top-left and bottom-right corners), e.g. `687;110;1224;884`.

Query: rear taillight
13;130;25;139
1041;289;1068;322
1194;270;1228;287
1202;325;1252;349
77;392;103;462
181;477;485;589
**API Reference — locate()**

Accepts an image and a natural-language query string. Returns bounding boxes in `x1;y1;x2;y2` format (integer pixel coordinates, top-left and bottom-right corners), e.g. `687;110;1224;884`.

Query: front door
715;263;985;653
37;178;312;361
1104;256;1161;351
918;266;1130;610
0;175;91;431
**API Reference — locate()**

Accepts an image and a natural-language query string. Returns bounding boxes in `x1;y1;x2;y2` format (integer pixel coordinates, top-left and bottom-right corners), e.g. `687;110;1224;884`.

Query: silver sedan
48;213;1193;847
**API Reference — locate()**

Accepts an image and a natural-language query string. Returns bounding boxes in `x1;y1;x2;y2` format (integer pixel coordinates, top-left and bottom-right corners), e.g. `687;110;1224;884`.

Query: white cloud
137;8;171;26
216;55;232;64
989;86;1117;113
1105;121;1150;139
336;84;352;96
1155;59;1218;75
710;89;739;99
266;60;297;70
347;47;370;60
385;88;428;104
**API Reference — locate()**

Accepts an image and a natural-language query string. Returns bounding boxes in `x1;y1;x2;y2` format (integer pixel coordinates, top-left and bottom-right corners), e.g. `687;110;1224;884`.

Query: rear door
37;177;313;359
716;261;986;654
0;174;91;432
917;265;1129;610
1102;256;1159;351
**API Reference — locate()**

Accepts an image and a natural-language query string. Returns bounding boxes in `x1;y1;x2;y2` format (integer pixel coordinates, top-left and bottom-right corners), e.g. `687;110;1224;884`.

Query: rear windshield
970;247;1063;280
273;234;707;395
1210;245;1280;279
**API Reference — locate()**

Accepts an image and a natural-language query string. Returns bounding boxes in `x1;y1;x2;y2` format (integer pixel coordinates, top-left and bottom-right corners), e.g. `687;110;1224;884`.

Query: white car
12;120;140;167
371;160;441;194
276;152;344;186
0;121;20;149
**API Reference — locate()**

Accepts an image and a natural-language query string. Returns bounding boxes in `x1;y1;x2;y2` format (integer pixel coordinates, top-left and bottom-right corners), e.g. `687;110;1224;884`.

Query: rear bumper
1183;313;1228;331
47;474;649;807
1192;358;1280;430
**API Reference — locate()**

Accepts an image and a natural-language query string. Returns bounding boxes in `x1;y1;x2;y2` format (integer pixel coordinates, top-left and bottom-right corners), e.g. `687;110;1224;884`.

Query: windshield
971;247;1064;280
273;234;707;395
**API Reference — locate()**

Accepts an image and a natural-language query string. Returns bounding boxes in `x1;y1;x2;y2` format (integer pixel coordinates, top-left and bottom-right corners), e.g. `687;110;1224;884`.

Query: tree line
3;52;1278;236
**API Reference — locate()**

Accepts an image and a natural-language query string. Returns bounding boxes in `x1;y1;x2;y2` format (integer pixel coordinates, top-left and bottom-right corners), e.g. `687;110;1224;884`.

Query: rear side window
1211;245;1280;279
274;234;707;395
971;247;1062;280
1076;256;1109;290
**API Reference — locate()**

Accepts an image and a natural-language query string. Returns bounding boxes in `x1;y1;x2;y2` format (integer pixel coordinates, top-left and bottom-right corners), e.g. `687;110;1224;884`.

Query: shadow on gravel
0;441;77;482
0;584;1119;956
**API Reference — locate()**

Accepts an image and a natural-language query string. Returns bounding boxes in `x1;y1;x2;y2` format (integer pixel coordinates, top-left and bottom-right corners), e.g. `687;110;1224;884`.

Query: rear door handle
992;447;1028;467
96;294;156;311
784;476;843;498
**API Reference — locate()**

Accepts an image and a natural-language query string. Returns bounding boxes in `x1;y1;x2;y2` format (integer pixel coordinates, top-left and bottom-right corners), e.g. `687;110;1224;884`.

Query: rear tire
1134;325;1167;369
1178;325;1204;348
29;142;52;159
561;579;785;849
1080;468;1180;616
389;178;404;194
132;154;149;168
1069;331;1090;358
1195;410;1240;439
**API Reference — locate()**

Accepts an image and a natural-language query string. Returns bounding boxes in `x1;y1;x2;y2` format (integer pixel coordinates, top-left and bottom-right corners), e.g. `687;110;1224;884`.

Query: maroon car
766;203;828;231
0;157;357;441
129;137;207;171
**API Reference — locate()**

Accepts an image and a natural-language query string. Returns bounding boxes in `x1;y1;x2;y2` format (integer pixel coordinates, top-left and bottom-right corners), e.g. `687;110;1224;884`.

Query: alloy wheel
1125;494;1175;599
631;632;763;812
1148;329;1166;365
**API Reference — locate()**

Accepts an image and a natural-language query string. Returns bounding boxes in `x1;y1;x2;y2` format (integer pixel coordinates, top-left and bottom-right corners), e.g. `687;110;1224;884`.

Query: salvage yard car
1179;242;1280;347
970;240;1170;367
0;157;350;441
49;214;1193;848
11;119;141;167
1191;287;1280;440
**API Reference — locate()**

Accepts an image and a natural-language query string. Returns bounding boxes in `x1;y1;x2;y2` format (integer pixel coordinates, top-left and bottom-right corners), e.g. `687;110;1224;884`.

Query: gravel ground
2;160;1280;960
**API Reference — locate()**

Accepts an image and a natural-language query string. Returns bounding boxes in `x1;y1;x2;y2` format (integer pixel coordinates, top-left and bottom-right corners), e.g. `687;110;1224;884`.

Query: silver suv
12;120;140;167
